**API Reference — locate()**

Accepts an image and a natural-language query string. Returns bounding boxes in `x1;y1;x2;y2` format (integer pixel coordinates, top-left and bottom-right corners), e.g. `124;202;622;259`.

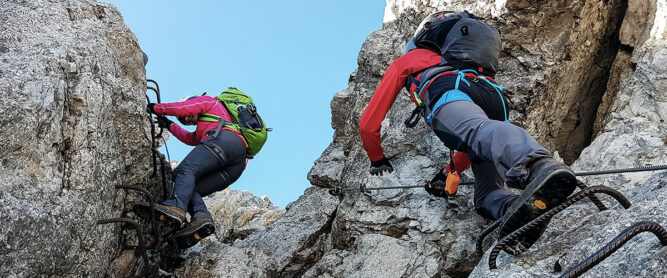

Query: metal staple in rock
488;186;632;270
475;180;608;256
97;217;153;278
115;184;161;248
145;92;158;179
146;79;169;201
94;80;175;277
559;221;667;278
476;219;501;256
575;180;607;211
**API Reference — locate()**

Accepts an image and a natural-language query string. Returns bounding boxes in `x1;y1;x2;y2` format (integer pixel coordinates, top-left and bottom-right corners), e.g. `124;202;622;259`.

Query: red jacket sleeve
169;123;198;146
359;49;442;162
446;152;471;174
153;96;218;117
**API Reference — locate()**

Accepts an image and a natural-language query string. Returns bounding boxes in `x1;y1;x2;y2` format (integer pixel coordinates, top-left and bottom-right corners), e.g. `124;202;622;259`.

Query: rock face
3;0;666;277
176;187;338;277
0;0;152;277
470;3;667;275
182;0;666;277
204;189;285;243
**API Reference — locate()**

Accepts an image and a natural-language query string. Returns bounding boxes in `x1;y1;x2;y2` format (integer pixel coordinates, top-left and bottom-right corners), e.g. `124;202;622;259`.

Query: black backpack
404;12;506;128
411;11;501;77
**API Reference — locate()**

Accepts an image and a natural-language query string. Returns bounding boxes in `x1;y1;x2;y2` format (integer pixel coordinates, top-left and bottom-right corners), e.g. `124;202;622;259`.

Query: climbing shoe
173;217;215;249
134;202;186;230
497;158;578;255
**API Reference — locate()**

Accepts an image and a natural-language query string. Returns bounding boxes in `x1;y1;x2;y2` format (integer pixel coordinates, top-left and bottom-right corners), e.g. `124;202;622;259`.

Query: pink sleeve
153;96;218;117
169;123;198;146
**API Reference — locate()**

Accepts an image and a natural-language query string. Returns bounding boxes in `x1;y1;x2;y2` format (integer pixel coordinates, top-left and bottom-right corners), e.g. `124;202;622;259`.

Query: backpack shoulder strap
198;113;223;122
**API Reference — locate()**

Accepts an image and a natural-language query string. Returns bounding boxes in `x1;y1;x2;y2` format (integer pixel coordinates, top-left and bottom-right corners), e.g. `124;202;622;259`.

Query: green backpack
200;87;269;158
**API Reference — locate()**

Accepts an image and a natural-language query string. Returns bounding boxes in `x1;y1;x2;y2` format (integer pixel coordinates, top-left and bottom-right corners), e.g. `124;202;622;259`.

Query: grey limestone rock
470;24;667;278
0;0;152;277
203;189;285;243
181;0;665;277
4;0;666;277
177;186;339;277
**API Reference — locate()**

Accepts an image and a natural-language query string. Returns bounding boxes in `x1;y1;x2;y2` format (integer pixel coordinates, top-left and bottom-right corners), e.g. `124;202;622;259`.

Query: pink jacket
153;96;245;146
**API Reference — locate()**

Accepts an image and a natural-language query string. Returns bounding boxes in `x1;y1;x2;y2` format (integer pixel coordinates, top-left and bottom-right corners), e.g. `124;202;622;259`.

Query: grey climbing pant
431;100;552;220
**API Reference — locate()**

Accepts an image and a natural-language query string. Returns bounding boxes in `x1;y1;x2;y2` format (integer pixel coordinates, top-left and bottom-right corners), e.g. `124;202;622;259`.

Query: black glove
370;156;393;176
156;115;173;129
146;103;157;114
425;168;447;198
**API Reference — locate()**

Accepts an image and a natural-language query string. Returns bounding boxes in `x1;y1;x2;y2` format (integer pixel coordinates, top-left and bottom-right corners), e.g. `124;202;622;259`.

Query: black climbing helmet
405;11;462;53
177;95;198;125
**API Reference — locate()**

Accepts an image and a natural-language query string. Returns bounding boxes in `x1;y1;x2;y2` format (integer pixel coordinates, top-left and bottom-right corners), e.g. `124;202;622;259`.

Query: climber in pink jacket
145;95;248;249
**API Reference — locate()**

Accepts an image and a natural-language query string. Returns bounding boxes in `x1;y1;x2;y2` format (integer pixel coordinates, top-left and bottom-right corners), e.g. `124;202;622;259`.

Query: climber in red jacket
359;11;578;255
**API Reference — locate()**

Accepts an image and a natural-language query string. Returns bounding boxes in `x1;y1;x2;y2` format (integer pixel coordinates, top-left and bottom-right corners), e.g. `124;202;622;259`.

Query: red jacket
359;48;470;173
153;96;246;146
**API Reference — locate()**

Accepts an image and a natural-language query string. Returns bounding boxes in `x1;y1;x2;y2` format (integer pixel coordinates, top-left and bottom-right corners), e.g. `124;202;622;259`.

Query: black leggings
163;130;246;219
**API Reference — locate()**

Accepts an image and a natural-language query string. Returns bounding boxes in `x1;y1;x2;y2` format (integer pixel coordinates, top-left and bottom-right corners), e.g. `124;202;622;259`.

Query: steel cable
574;164;667;176
329;165;666;197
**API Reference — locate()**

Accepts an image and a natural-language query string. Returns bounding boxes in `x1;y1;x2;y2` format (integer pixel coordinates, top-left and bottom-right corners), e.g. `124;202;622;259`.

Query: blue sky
103;1;385;207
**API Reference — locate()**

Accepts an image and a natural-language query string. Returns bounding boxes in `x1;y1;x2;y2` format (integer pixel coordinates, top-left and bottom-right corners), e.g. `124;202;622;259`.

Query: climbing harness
97;80;180;277
404;69;510;129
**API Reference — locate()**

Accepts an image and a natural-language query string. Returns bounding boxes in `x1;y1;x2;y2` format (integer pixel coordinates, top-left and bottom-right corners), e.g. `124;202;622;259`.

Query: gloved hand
146;103;157;114
425;168;447;198
369;156;393;176
156;115;173;129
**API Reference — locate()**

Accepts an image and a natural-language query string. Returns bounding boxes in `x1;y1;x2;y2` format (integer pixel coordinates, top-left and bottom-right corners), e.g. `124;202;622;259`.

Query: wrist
370;156;388;167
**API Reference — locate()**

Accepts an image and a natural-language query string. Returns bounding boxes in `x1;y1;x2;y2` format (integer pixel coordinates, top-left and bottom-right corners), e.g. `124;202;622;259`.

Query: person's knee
195;170;235;197
173;166;196;179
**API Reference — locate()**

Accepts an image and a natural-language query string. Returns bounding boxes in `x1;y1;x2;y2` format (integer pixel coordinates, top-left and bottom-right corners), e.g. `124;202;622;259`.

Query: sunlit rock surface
0;0;150;276
2;0;665;277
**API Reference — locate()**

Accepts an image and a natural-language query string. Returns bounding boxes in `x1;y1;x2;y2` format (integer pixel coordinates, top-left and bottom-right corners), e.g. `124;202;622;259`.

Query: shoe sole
134;202;184;231
498;167;577;255
174;222;215;249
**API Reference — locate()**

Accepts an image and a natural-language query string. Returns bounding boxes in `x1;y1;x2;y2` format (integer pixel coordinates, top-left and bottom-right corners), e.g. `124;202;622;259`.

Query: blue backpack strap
480;76;510;123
